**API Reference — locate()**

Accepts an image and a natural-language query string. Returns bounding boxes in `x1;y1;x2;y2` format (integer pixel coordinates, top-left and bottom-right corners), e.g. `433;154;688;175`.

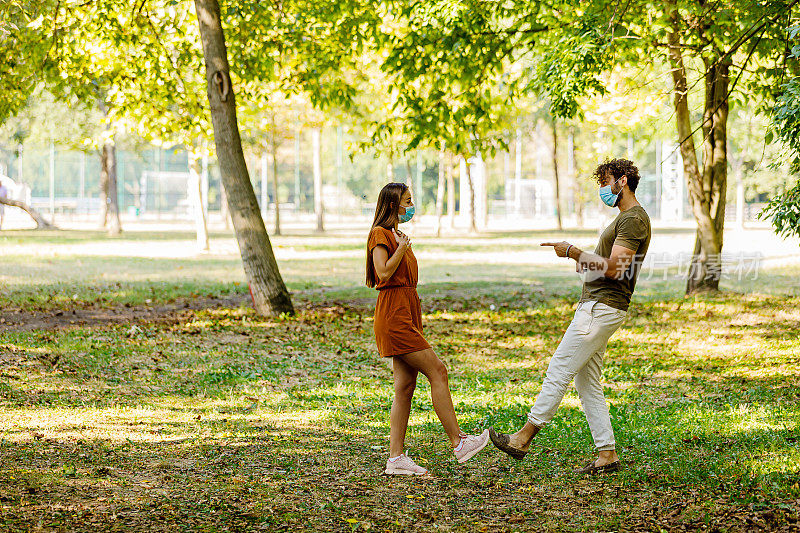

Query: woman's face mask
598;177;623;207
399;204;415;223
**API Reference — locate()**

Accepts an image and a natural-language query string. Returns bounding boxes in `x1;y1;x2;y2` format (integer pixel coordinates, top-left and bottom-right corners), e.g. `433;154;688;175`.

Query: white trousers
527;301;626;451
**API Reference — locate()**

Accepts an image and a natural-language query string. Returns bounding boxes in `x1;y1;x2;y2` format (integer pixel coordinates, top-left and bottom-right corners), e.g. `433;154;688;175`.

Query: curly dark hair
592;158;641;192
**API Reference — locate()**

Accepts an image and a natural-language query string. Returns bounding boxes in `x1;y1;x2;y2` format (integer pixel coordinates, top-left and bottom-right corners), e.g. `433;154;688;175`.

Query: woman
366;182;489;476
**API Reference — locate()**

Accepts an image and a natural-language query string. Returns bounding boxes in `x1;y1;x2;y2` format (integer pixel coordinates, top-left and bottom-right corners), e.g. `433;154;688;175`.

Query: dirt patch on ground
0;293;379;332
0;285;549;333
0;295;250;332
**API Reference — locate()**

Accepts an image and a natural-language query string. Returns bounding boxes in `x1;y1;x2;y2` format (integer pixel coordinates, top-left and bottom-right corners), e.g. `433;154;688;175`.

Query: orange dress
368;227;431;358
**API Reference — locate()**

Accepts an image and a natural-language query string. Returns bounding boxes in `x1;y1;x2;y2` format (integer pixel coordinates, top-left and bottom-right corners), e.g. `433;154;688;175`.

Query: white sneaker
384;454;428;476
454;430;490;463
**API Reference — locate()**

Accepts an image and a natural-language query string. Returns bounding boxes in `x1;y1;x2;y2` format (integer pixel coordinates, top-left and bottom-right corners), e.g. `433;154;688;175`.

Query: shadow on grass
2;289;800;531
0;426;390;532
1;404;797;532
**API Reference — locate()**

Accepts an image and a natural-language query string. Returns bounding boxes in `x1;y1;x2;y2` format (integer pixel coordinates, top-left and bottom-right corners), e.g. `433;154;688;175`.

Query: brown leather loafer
575;459;622;474
489;427;527;461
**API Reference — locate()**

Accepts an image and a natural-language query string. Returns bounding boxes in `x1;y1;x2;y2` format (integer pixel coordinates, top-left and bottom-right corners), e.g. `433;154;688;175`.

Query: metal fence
0;141;773;227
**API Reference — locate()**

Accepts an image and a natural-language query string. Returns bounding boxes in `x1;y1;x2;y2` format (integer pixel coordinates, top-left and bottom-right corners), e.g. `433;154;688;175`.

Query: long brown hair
366;182;408;288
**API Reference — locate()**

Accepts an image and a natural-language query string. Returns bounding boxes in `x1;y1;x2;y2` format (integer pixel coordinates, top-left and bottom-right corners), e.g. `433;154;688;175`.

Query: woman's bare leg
399;348;461;447
389;356;418;458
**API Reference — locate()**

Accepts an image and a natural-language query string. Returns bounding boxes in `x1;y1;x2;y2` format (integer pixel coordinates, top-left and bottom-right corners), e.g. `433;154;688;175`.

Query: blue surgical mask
598;179;622;207
399;205;415;223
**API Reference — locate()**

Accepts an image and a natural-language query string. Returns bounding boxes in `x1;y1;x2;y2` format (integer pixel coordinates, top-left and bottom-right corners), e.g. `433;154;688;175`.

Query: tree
14;0;375;312
413;0;795;291
96;104;121;235
0;2;50;123
563;1;795;292
98;130;121;235
238;98;303;237
653;2;797;292
6;0;380;312
550;115;562;230
0;89;101;229
1;4;105;232
446;152;456;229
270;112;280;236
37;3;140;236
565;65;667;227
760;25;800;240
378;1;529;233
188;146;210;252
435;143;446;236
224;0;378;235
311;127;324;232
193;0;294;315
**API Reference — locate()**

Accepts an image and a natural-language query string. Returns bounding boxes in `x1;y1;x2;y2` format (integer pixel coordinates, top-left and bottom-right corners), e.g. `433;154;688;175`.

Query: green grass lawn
0;229;798;531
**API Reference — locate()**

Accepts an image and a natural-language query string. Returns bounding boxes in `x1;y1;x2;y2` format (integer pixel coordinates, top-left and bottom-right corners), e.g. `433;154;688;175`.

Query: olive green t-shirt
579;205;651;312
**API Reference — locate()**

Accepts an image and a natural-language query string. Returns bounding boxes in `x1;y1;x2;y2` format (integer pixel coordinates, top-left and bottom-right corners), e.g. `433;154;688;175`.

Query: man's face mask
598;177;624;207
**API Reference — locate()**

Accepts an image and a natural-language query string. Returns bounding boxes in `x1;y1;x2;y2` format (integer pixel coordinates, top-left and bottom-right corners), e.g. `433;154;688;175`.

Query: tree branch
0;196;56;229
43;0;62;69
713;0;800;69
675;22;769;150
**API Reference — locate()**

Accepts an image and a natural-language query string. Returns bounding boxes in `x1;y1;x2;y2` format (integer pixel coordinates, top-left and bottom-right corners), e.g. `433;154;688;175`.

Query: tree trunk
260;151;269;217
515;128;522;214
294;122;301;211
405;157;416;227
435;145;446;236
735;172;745;229
689;55;729;292
220;183;231;229
0;196;55;229
189;154;210;252
271;113;281;236
202;151;210;221
415;152;424;207
503;147;511;215
668;12;728;294
194;0;293;316
535;121;544;180
48;143;55;222
568;128;583;227
446;154;455;229
312;127;324;232
464;156;477;234
98;148;109;227
551;116;563;230
101;140;122;236
97;101;121;235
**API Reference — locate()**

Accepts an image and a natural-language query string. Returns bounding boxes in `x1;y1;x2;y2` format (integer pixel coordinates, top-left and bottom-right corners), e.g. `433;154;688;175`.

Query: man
490;158;651;474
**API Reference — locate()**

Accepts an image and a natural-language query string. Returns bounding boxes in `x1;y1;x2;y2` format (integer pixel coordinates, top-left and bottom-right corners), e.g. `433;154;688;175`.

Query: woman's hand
374;229;411;284
393;228;411;249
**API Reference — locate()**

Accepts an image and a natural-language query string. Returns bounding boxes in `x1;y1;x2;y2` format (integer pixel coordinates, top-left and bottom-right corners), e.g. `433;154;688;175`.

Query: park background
1;1;800;532
0;93;790;233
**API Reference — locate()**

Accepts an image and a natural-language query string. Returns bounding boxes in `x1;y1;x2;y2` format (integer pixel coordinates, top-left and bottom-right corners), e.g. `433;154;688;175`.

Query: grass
0;228;799;531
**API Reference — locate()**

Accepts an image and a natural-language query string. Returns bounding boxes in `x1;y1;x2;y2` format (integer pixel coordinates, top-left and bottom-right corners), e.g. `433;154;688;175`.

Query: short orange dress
368;226;431;358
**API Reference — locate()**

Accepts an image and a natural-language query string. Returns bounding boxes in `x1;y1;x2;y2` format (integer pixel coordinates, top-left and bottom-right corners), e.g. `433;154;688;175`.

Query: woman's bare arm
372;230;410;283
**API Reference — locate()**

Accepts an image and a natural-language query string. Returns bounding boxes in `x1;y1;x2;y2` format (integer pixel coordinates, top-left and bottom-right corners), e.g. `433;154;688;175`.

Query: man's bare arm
541;241;637;279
